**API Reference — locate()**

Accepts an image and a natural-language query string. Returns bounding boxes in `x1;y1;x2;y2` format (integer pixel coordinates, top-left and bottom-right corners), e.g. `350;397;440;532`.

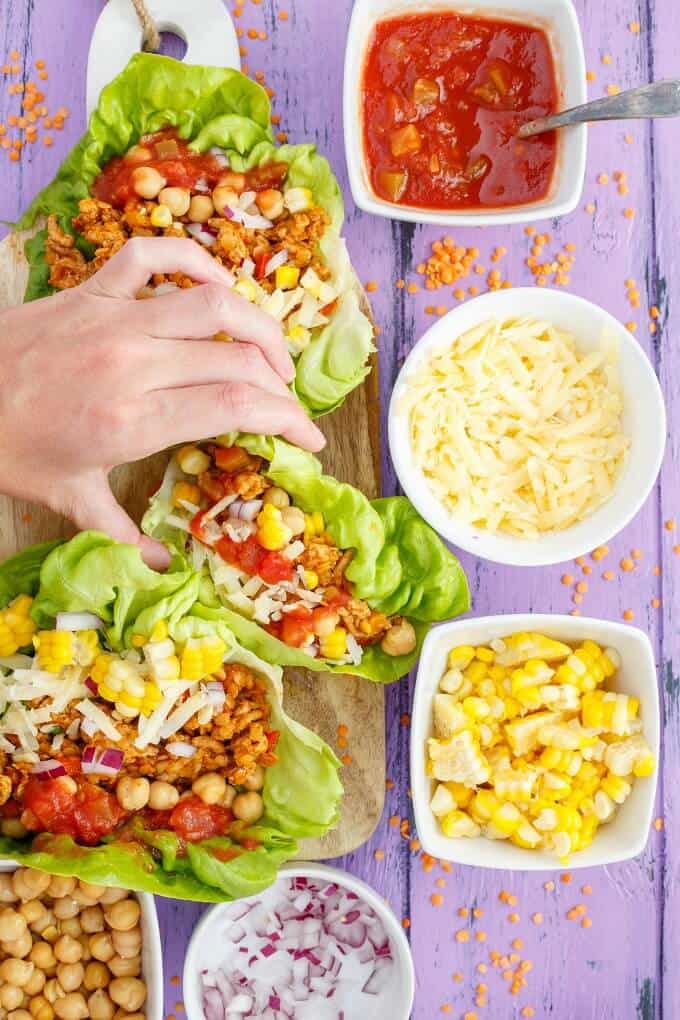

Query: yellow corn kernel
150;203;173;228
600;772;632;804
151;621;169;642
180;637;227;680
117;689;143;709
140;681;162;716
540;771;572;800
172;481;201;509
91;653;114;687
493;767;537;802
303;511;325;540
464;660;488;684
0;595;37;655
633;752;655;777
581;690;634;735
302;569;319;590
275;265;300;290
511;819;542;849
462;696;491;721
539;748;582;776
574;814;598;850
447;645;476;671
98;683;119;703
445;782;475;808
257;504;293;551
488;802;523;838
488;664;506;683
35;630;74;672
475;646;495;664
234;276;259;303
76;630;100;667
469;789;500;824
493;632;572;667
441;810;481;838
131;634;146;648
284;186;313;213
320;627;348;661
144;636;181;684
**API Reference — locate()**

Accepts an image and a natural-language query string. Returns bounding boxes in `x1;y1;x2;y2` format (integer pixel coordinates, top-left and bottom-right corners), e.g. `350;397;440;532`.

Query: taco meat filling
0;601;277;850
44;129;340;357
164;442;418;663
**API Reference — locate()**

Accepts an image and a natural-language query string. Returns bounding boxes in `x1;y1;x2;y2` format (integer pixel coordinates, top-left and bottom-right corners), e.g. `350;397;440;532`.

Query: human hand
0;236;325;569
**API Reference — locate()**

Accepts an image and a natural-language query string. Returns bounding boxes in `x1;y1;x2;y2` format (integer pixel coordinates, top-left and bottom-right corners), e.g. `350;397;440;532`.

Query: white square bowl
410;614;660;870
343;0;587;225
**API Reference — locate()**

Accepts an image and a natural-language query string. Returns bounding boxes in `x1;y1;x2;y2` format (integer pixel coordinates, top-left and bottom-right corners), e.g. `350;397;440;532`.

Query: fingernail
310;422;326;450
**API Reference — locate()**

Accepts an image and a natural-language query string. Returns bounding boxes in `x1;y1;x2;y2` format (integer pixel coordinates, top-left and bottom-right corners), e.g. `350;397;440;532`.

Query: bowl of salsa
344;0;587;224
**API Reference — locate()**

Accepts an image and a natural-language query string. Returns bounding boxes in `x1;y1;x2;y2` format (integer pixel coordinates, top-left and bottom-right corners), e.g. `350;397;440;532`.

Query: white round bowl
388;287;666;566
183;863;415;1020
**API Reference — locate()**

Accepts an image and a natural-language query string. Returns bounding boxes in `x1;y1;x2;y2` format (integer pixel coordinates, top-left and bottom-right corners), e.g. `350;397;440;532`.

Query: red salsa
362;12;558;210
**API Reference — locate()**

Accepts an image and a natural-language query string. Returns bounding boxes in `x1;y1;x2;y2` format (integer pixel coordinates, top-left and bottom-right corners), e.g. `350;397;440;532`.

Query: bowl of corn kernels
410;614;660;870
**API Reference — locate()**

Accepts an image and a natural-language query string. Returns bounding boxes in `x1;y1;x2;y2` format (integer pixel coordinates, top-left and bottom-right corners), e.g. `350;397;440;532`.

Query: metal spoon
517;79;680;138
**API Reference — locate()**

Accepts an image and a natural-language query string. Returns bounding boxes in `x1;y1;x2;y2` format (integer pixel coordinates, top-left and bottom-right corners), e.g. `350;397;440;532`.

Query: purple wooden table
1;1;678;1017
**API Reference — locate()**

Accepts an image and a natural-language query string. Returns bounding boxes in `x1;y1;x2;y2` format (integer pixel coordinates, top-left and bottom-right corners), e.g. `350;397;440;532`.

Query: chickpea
79;881;106;900
115;1013;145;1020
110;929;140;961
30;910;56;936
131;166;166;200
52;898;79;921
0;907;28;941
9;1012;33;1020
29;996;54;1020
56;963;84;995
107;955;140;979
148;781;179;812
98;889;128;907
58;918;81;939
24;970;46;998
243;765;265;792
89;933;115;963
191;772;226;805
70;888;97;908
380;620;417;657
53;993;88;1020
13;870;51;902
0;958;35;986
222;785;236;809
217;171;245;193
30;942;57;970
76;906;102;935
158;187;191;217
47;878;75;899
54;935;82;965
87;990;115;1020
232;791;264;825
212;186;239;216
124;145;152;164
19;900;45;926
115;777;150;813
104;899;139;934
187;194;214;223
2;818;29;839
262;485;290;509
3;932;33;957
0;873;18;902
42;980;64;1005
83;962;110;991
108;978;146;1013
77;935;92;963
280;506;305;536
255;188;284;220
0;985;25;1011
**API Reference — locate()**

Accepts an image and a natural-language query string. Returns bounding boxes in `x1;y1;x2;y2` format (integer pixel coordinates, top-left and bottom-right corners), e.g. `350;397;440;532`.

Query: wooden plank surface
0;1;679;1018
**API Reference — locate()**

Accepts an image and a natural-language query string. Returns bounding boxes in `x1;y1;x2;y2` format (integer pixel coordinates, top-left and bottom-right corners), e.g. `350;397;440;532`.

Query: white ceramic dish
0;862;163;1020
388;287;667;567
410;614;660;870
183;862;415;1020
344;0;587;225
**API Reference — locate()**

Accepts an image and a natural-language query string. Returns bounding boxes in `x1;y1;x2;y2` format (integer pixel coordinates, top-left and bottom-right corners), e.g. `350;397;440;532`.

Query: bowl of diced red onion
182;863;415;1020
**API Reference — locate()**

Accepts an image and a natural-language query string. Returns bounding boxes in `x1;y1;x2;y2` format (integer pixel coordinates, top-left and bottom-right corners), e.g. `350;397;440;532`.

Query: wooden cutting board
0;228;385;859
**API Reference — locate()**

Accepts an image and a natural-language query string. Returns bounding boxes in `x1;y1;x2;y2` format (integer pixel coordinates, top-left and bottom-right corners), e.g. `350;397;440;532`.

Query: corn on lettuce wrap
0;534;342;902
18;53;374;416
142;435;470;683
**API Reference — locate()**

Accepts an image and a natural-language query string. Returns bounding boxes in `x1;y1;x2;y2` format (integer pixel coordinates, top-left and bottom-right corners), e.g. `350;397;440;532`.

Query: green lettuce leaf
142;436;470;682
18;53;373;415
0;539;63;609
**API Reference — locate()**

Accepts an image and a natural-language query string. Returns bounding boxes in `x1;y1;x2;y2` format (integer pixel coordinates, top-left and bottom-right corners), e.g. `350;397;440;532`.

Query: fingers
62;471;171;571
85;236;235;300
146;340;291;398
146;382;326;452
135;283;294;383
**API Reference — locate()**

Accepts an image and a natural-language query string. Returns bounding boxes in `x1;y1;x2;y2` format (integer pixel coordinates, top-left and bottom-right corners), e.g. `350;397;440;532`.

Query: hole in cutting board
157;31;187;59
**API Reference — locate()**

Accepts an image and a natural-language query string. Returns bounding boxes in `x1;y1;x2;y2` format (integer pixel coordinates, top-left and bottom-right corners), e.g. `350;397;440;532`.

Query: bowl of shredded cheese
389;288;666;566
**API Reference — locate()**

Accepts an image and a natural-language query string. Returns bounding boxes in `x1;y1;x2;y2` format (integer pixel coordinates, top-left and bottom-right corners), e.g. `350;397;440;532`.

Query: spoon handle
518;79;680;138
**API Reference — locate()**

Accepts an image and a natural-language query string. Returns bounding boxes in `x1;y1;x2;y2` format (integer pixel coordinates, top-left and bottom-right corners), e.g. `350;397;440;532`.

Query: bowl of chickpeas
0;865;162;1020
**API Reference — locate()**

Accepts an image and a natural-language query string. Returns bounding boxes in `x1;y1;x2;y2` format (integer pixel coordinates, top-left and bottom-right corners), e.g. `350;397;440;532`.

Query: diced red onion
55;611;104;631
238;499;262;522
208;147;230;167
227;205;272;230
85;676;98;695
81;745;124;777
31;759;66;779
206;681;226;708
241;257;255;276
264;248;289;276
166;741;197;758
185;222;217;247
195;176;210;193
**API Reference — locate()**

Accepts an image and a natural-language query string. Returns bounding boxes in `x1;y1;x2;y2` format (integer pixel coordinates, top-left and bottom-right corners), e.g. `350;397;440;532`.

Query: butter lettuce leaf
18;53;373;415
0;539;63;609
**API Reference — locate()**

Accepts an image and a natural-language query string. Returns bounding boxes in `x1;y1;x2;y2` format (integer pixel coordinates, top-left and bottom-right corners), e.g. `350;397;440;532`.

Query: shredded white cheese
400;317;630;538
76;700;122;742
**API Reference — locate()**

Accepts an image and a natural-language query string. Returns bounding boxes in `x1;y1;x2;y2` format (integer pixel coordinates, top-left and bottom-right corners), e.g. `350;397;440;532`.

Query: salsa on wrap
142;435;470;683
0;534;342;902
19;54;374;417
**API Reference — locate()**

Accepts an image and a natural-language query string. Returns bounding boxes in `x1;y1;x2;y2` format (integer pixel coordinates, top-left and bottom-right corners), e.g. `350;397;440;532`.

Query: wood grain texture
0;1;678;1018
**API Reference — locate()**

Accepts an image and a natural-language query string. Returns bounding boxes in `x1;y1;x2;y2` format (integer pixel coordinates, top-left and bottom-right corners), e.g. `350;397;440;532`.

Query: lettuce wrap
18;53;375;416
142;436;470;683
0;534;342;901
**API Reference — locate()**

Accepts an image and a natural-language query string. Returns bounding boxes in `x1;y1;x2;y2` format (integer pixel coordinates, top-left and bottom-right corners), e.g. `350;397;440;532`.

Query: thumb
61;471;171;571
